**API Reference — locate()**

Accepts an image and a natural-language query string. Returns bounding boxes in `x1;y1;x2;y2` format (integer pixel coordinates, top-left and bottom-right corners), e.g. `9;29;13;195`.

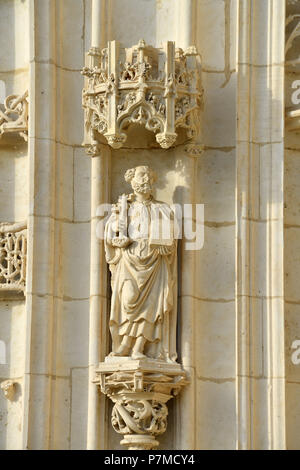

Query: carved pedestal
94;358;188;450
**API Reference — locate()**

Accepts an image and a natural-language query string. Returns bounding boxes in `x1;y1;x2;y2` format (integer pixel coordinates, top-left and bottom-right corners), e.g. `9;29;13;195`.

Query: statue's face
131;167;153;196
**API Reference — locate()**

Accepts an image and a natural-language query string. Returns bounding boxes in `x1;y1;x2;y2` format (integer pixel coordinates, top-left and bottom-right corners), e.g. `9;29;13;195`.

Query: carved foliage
112;399;168;436
175;48;194;86
0;224;27;292
0;91;29;141
119;59;152;82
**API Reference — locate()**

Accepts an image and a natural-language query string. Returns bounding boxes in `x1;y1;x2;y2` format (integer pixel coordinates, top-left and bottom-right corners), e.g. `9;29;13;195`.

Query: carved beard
131;180;152;194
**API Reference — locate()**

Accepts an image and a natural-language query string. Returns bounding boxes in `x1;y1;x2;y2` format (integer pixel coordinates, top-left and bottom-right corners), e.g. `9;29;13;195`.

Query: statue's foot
109;344;131;357
131;351;146;360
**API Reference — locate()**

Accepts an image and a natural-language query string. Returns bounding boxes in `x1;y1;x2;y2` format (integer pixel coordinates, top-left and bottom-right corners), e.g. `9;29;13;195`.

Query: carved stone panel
0;222;27;292
0;91;29;142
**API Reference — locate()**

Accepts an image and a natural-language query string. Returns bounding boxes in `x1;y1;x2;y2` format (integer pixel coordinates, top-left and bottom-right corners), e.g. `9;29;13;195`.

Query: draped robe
104;196;177;361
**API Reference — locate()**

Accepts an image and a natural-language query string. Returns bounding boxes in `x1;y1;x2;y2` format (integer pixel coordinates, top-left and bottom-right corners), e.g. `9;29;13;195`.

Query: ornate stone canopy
82;39;202;151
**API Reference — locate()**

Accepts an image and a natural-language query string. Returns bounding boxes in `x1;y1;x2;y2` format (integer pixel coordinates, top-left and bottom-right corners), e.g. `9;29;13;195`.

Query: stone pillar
87;146;111;450
236;0;286;450
175;0;201;450
86;0;111;450
22;0;57;449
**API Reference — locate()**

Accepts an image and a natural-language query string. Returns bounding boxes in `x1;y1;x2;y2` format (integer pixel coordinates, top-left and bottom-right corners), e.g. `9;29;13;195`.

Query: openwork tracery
0;222;27;292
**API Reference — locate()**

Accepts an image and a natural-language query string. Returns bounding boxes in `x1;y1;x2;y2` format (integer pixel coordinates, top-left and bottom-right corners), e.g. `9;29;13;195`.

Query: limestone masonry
0;0;299;450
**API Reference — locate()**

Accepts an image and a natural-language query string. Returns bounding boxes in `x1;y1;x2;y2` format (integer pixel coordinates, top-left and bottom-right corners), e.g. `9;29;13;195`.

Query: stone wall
285;0;300;451
0;0;298;450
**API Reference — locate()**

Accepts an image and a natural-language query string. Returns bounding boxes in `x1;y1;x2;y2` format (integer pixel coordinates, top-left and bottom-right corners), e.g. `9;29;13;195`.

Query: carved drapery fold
0;91;29;142
82;40;202;150
0;221;27;292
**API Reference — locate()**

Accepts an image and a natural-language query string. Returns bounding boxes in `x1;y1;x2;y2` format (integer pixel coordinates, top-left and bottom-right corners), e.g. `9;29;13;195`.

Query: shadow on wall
0;0;16;96
0;341;6;365
189;52;237;451
0;339;8;450
0;0;19;223
0;81;5;104
0;1;15;454
0;1;25;451
285;0;300;447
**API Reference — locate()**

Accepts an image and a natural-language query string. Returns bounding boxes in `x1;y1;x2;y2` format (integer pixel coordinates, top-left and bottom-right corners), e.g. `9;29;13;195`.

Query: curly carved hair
124;166;157;184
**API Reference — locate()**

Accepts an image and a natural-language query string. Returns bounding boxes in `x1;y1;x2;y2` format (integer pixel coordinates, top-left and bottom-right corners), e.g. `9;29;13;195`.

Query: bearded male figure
104;166;177;361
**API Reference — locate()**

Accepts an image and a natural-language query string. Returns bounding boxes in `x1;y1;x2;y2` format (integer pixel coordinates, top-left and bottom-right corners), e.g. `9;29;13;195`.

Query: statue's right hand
111;236;131;248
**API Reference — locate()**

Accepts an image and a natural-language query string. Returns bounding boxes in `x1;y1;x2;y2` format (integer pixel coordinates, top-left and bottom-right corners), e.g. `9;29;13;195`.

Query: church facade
0;0;300;450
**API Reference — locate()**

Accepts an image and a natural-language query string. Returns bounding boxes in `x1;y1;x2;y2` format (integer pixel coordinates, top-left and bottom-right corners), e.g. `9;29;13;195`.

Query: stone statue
104;165;177;362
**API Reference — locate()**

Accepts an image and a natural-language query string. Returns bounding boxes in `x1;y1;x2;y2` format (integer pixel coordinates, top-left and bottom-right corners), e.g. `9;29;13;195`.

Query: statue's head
124;166;157;198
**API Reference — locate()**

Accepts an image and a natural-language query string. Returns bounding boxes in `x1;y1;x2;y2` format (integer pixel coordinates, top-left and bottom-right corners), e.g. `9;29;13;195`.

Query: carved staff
118;194;128;239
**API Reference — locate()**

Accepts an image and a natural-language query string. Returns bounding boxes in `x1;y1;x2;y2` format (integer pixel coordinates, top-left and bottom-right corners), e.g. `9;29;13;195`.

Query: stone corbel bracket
0;380;16;401
0;221;27;293
94;358;188;450
82;39;202;151
0;90;29;142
